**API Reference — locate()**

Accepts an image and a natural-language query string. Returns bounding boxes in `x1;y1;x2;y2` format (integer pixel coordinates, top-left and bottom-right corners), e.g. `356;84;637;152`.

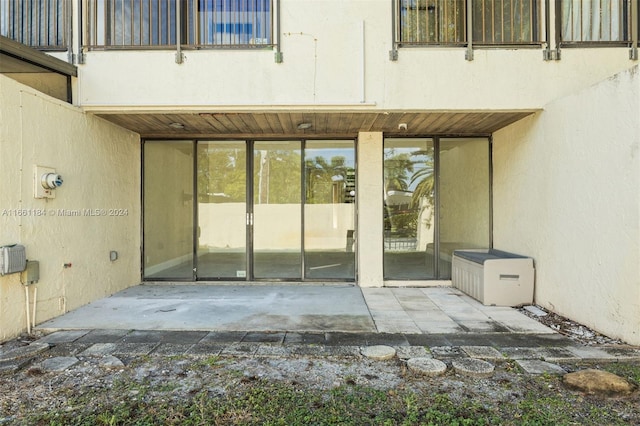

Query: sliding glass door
304;140;356;279
252;141;303;279
143;141;195;280
383;138;436;279
383;137;490;280
196;141;247;279
143;139;356;281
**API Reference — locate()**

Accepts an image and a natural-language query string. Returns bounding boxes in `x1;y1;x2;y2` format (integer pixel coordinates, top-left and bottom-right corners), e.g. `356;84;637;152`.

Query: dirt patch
517;305;625;345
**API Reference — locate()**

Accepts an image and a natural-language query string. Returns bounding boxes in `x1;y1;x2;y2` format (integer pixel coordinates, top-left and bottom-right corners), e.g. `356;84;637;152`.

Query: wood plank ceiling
95;110;536;139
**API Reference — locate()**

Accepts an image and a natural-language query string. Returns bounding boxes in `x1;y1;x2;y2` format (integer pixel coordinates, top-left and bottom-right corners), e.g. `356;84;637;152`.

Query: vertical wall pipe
361;20;366;103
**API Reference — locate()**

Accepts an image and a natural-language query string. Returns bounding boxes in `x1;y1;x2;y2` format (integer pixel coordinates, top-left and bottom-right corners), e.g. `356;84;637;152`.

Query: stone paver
516;360;567;375
599;347;640;361
185;343;224;356
0;342;49;361
361;345;396;360
100;355;125;368
0;358;32;375
395;346;432;360
76;329;130;343
430;346;464;358
407;358;447;376
255;345;294;357
460;346;505;361
112;343;159;357
151;344;195;356
220;343;260;357
243;332;286;344
565;345;617;361
452;358;495;378
39;356;79;372
81;343;117;357
37;330;89;344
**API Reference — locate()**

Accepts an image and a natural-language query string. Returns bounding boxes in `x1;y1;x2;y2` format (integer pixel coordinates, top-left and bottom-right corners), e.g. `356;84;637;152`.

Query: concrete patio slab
39;284;376;333
37;284;556;338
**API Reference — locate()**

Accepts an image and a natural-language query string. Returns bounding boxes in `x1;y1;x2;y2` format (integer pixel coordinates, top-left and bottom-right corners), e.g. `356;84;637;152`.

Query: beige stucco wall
0;75;141;342
76;1;633;112
493;65;640;345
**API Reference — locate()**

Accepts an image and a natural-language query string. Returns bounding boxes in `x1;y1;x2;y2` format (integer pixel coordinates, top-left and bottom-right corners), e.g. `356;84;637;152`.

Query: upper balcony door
143;139;356;282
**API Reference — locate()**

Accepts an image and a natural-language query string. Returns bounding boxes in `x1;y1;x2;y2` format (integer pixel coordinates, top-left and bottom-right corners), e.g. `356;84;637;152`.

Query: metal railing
398;0;467;45
84;0;273;49
396;0;540;45
558;0;633;45
0;0;69;50
472;0;539;44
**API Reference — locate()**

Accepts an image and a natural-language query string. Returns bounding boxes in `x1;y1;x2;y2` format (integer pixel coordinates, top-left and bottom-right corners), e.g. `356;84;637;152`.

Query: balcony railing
83;0;273;49
0;0;69;50
558;0;632;45
397;0;541;46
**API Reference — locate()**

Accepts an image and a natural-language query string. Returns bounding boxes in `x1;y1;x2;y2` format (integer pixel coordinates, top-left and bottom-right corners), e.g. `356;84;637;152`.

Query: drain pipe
32;287;37;329
25;286;31;335
360;20;366;103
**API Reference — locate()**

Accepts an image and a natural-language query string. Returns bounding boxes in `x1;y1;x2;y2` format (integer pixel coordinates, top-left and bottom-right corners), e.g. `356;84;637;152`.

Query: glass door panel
438;138;490;278
383;138;436;279
196;141;247;279
304;140;356;280
252;141;302;279
143;141;195;279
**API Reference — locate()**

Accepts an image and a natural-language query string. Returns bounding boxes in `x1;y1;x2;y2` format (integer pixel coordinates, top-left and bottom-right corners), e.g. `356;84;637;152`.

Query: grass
19;374;637;426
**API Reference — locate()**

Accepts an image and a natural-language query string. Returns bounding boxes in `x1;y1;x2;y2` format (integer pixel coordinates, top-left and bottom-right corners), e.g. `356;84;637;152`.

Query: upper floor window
186;0;272;46
398;0;540;46
559;0;632;44
84;0;273;49
0;0;69;50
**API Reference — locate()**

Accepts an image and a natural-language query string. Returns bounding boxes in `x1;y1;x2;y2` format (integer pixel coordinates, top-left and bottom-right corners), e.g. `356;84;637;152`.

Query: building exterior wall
0;76;141;341
2;0;639;344
76;1;633;112
493;65;640;345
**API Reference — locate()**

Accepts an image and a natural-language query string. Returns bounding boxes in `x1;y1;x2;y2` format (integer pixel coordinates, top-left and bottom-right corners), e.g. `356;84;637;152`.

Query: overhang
89;108;538;139
0;35;76;102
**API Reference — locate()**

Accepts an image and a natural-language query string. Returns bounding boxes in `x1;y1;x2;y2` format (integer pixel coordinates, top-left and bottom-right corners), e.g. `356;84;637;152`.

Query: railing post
175;0;183;64
465;0;474;61
389;0;398;61
76;0;85;64
631;0;638;60
275;0;283;63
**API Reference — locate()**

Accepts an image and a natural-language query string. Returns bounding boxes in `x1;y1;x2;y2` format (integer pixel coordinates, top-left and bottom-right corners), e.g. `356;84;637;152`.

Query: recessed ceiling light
169;122;185;129
297;122;312;130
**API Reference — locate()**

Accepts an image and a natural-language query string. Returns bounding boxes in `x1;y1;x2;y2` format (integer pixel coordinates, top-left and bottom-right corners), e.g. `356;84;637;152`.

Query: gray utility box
452;249;534;307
